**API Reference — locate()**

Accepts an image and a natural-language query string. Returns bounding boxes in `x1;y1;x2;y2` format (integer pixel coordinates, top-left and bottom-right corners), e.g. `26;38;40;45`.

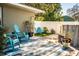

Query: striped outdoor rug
5;38;79;56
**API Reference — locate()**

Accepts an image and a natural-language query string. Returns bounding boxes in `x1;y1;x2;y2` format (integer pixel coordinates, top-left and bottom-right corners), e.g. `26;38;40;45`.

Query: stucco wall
34;21;63;34
3;6;35;32
34;21;79;34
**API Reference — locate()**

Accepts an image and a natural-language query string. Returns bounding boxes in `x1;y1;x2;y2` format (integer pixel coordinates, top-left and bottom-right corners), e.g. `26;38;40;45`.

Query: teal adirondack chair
3;33;20;54
36;27;44;34
13;24;29;43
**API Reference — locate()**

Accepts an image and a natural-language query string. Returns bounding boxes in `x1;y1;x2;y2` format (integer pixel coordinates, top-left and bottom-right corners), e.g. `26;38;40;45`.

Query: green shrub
62;42;69;50
0;25;8;55
51;29;55;34
43;27;49;34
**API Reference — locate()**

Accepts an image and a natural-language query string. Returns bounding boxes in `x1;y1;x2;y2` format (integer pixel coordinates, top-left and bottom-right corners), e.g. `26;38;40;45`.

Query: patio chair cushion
14;24;20;33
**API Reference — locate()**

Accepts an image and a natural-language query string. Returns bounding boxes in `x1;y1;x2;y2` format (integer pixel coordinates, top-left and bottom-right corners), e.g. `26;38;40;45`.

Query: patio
1;3;79;56
5;34;79;56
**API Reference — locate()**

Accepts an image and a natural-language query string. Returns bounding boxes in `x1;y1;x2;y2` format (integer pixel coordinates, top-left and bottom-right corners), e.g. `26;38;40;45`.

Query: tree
67;4;79;21
25;3;63;21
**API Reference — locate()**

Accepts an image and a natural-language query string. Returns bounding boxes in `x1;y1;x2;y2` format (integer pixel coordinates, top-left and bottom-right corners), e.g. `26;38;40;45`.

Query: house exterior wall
2;5;35;32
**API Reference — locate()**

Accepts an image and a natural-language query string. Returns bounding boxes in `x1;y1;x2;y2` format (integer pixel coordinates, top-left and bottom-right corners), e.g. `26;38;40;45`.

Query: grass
34;33;52;37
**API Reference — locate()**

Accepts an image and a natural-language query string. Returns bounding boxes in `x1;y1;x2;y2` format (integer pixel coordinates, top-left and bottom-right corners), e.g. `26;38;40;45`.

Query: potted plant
43;27;49;34
24;21;34;37
62;42;69;50
0;25;8;55
51;29;56;34
62;32;72;50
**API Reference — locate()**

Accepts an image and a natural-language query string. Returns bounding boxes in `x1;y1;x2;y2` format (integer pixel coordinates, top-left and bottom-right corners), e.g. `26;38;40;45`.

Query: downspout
1;5;3;26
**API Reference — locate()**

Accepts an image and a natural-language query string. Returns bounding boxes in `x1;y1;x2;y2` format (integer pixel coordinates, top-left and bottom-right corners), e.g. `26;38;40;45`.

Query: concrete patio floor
5;35;79;56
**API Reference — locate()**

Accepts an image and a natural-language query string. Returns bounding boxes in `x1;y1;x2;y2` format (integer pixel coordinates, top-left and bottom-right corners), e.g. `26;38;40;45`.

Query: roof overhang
1;3;45;14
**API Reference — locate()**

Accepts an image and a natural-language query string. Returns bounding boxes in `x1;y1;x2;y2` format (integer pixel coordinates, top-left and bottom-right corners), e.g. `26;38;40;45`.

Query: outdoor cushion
14;24;20;33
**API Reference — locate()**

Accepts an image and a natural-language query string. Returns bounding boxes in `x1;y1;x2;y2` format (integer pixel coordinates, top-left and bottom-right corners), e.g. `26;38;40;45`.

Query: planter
62;43;70;50
28;32;34;37
62;46;69;50
58;35;64;44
